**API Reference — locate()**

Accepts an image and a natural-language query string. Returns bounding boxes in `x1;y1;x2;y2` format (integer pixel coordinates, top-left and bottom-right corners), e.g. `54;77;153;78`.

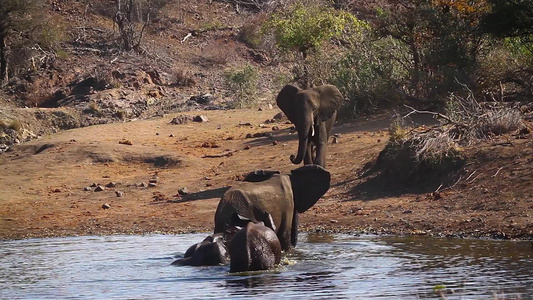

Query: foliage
331;35;409;118
224;64;259;108
373;0;490;99
0;119;22;133
482;0;533;43
0;0;36;82
265;2;368;58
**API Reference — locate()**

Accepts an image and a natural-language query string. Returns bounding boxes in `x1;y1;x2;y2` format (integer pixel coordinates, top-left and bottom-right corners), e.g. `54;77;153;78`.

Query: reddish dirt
1;108;531;240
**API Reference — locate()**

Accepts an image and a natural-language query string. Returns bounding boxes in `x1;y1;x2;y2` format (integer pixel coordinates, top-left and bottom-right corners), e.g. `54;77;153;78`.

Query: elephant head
229;221;282;273
172;233;229;266
276;84;344;165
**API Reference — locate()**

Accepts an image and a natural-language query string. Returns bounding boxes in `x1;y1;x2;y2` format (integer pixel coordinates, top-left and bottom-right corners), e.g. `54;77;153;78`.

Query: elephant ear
243;170;280;182
290;164;331;213
276;84;300;123
314;85;344;122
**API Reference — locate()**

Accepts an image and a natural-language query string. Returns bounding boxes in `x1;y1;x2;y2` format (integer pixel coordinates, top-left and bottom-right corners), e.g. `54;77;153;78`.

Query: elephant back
213;175;293;235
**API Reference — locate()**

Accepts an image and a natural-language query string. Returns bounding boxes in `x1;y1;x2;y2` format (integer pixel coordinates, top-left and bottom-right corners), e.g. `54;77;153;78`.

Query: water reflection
0;234;531;299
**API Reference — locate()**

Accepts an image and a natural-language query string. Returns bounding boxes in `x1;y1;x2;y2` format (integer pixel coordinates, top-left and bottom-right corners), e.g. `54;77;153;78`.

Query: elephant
214;164;331;251
276;84;344;167
229;221;282;273
172;233;229;266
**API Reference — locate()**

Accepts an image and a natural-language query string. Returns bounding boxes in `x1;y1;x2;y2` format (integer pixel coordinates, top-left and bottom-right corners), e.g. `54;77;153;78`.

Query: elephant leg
313;123;329;167
290;211;298;247
304;141;313;165
276;216;293;251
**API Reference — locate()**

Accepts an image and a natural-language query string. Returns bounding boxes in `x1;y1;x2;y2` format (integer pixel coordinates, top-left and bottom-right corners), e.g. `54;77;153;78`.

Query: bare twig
434;183;443;193
181;32;192;44
492;167;504;177
465;170;477;182
403;105;467;127
202;150;238;158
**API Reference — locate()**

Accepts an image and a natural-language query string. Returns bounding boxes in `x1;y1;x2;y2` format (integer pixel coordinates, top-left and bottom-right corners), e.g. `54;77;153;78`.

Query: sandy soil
0;108;532;240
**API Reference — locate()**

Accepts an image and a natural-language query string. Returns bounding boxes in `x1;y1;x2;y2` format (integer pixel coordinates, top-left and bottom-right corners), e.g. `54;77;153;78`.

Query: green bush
331;36;409;118
224;64;259;108
265;2;367;58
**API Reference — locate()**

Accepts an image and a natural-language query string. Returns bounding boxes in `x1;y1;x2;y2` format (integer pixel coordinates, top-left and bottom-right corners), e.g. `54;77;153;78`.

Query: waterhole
0;234;531;299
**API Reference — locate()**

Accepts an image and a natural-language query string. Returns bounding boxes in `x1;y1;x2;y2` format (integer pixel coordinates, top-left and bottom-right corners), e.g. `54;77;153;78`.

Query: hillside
0;0;531;240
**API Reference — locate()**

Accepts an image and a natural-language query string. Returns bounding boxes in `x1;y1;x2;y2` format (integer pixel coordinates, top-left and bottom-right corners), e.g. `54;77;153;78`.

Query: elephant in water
229;221;281;273
172;233;229;266
172;218;281;272
214;165;331;251
276;84;344;167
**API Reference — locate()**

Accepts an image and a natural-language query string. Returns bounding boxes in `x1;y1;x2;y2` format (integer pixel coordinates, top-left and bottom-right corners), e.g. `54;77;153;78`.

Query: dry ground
1;108;531;240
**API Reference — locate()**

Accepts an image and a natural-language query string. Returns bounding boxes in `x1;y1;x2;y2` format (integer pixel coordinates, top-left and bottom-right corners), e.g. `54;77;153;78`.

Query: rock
178;187;189;195
252;133;264;138
148;182;157;187
273;112;284;120
334;133;341;138
115;191;124;197
193;115;208;122
272;141;279;146
90;183;98;187
84;187;92;191
149;178;158;184
94;185;106;192
244;145;251;150
189;93;214;105
272;126;280;131
138;182;148;188
105;182;117;188
258;107;263;111
119;139;133;145
245;133;253;139
102;203;111;209
169;134;175;137
332;136;339;144
170;115;194;125
330;219;338;223
264;133;274;139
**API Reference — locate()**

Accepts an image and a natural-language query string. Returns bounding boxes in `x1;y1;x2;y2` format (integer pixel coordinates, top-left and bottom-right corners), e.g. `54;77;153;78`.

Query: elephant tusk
311;119;315;136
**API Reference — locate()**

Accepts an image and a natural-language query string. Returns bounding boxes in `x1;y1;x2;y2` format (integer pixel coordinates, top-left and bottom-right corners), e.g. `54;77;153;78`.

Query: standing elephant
276;84;344;167
229;221;282;273
172;233;229;266
214;165;331;251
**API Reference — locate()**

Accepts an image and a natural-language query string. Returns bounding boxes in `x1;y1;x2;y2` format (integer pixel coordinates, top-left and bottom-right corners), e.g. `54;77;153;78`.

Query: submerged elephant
276;84;344;167
172;233;229;266
229;221;282;273
214;165;331;251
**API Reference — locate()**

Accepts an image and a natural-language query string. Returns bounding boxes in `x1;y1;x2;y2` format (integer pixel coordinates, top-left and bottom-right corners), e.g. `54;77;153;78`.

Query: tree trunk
0;34;8;83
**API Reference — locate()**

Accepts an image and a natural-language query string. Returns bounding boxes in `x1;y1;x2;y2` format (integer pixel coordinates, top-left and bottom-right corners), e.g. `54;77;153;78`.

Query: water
0;234;531;299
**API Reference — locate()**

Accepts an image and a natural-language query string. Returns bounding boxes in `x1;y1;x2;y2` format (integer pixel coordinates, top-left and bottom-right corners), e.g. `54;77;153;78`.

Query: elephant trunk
290;116;313;164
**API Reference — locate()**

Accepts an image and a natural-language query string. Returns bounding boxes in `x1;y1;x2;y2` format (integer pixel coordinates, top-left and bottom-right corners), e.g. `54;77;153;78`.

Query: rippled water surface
0;234;531;299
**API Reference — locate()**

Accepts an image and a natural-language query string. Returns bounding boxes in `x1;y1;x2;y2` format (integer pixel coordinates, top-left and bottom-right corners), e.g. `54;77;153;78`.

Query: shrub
446;90;524;142
224;64;259;108
331;36;410;118
174;70;196;87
